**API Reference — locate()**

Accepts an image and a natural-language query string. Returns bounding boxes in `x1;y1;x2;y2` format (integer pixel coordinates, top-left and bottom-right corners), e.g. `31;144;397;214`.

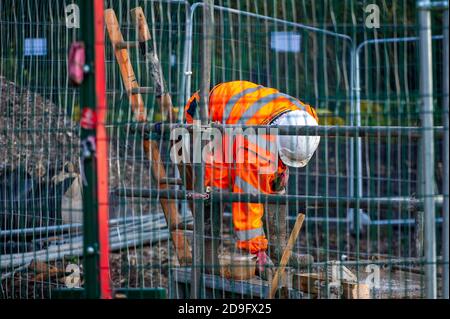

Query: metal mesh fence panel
0;0;448;299
0;0;82;298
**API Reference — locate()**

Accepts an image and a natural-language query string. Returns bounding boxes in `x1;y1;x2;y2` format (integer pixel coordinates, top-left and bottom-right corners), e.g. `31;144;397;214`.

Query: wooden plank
104;9;146;122
268;213;305;299
293;273;324;296
104;8;191;266
342;282;370;299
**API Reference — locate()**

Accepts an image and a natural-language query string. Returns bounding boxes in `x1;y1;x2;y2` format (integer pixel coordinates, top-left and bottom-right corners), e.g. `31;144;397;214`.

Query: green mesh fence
0;0;448;299
0;0;83;299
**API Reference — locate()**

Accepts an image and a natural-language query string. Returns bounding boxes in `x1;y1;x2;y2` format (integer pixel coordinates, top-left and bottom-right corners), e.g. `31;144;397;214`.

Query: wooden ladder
104;7;192;266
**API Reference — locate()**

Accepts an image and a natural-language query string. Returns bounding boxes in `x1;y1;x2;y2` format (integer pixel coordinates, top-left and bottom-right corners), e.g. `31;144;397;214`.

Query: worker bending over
184;80;320;274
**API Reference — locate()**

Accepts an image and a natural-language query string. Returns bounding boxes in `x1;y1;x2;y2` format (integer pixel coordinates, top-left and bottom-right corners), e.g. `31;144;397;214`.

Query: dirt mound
0;76;79;175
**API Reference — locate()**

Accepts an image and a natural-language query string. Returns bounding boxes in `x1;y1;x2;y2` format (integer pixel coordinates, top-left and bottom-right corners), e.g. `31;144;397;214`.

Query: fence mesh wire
0;0;83;298
0;0;448;299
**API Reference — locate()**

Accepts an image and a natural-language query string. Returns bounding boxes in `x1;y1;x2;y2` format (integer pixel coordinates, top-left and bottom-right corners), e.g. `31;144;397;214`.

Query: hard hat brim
279;151;310;168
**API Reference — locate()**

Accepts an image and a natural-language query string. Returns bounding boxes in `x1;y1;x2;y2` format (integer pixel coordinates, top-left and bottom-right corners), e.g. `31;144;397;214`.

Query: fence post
80;0;111;299
190;0;214;299
442;5;449;300
418;0;437;299
93;0;112;300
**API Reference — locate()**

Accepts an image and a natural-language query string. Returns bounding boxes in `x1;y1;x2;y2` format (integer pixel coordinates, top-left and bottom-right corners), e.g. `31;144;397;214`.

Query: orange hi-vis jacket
184;81;318;254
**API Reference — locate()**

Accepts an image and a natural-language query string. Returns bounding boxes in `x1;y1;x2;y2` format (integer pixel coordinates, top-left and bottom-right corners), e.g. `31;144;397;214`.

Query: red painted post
93;0;112;299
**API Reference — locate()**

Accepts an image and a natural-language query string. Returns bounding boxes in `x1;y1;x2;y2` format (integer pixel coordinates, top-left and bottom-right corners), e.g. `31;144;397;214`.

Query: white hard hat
272;110;320;168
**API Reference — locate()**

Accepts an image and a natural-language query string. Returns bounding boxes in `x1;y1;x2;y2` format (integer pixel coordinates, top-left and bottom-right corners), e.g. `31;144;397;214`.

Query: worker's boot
266;202;314;269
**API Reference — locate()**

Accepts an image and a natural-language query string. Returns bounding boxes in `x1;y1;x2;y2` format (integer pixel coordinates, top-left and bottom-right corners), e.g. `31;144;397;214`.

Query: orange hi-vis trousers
184;81;318;254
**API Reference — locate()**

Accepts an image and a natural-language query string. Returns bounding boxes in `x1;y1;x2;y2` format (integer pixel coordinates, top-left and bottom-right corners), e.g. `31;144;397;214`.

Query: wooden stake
268;213;305;299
